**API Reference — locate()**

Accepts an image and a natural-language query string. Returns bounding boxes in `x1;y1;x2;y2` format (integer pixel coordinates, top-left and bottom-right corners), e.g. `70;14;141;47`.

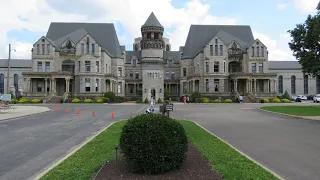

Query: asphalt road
170;103;320;180
0;103;148;180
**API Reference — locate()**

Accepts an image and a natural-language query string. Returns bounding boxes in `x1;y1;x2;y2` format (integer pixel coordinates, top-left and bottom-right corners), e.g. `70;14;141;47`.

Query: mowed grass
261;105;320;116
41;120;278;180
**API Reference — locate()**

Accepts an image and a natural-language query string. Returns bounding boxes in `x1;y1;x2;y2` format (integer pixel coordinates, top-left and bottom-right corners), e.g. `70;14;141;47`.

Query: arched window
0;74;4;94
304;75;308;94
278;75;283;94
166;45;170;51
132;58;136;67
14;74;18;96
291;75;296;95
134;44;138;51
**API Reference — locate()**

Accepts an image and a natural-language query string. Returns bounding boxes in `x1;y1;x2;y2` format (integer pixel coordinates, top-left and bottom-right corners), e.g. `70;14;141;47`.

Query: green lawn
261;105;320;116
40;120;278;180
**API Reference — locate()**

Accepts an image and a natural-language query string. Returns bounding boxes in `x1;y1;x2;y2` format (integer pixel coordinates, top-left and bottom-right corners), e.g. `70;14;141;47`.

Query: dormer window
251;47;254;57
132;59;137;67
215;39;218;44
42;39;45;42
261;47;264;56
134;44;138;51
166;45;170;51
168;59;173;67
232;42;237;49
256;41;259;45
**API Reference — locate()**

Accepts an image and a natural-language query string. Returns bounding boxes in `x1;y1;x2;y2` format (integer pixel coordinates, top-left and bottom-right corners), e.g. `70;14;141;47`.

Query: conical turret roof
141;12;163;28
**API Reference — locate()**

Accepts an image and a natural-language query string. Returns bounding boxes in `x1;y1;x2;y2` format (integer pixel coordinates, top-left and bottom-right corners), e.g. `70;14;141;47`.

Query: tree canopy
288;3;320;77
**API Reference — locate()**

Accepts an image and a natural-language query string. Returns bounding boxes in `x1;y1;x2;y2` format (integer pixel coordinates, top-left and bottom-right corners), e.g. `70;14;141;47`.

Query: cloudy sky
0;0;318;60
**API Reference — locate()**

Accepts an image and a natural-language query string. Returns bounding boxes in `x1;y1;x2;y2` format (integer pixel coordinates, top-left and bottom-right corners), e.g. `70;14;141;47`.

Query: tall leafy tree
288;2;320;77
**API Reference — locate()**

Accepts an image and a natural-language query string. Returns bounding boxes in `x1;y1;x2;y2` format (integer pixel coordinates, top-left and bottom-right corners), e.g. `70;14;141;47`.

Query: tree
288;3;320;77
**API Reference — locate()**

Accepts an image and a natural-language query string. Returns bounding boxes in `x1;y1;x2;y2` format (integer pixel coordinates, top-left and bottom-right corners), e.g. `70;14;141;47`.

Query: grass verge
261;105;320;116
179;120;278;180
40;120;127;180
40;120;278;180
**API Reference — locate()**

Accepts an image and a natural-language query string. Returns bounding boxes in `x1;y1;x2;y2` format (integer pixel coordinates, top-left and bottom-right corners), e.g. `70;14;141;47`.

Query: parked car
307;95;314;100
313;94;320;103
297;95;307;100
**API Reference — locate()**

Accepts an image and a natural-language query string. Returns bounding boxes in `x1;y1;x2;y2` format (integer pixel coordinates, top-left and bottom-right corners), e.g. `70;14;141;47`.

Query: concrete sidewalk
0;106;51;121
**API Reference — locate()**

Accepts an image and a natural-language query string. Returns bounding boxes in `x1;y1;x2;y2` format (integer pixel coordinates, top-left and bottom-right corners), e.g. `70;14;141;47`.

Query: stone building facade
0;12;319;102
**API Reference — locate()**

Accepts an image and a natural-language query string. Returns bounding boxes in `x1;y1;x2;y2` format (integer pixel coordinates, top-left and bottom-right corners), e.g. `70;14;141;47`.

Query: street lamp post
7;44;16;94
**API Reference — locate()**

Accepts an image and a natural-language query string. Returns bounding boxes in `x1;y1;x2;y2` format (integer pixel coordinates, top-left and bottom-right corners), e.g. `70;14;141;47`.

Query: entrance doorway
151;89;156;99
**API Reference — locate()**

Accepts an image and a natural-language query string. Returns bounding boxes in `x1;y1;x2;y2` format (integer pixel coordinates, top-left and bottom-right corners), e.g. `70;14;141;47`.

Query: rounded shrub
136;99;141;103
157;98;162;103
83;98;93;103
200;97;209;103
19;97;29;103
213;99;222;103
9;99;18;104
281;98;291;103
71;98;81;103
96;98;105;103
165;100;169;104
31;98;41;103
263;98;270;103
120;114;188;174
224;99;232;103
272;98;281;103
144;98;149;103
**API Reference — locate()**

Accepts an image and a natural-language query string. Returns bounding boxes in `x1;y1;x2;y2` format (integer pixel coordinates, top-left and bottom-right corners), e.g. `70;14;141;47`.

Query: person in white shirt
239;95;243;103
150;96;155;112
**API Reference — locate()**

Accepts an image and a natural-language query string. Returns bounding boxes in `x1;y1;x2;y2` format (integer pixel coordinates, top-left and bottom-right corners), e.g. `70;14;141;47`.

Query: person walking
150;96;155;112
239;95;243;103
183;95;187;105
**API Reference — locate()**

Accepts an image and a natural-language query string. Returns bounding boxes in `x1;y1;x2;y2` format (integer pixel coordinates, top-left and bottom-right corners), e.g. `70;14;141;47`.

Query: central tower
141;12;165;102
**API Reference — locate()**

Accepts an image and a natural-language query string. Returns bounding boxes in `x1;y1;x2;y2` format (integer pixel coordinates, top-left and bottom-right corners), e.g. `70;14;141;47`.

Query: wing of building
0;12;318;102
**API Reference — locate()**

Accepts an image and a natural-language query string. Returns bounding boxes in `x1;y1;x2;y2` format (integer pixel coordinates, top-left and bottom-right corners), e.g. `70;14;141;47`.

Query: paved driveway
170;103;320;180
0;104;148;180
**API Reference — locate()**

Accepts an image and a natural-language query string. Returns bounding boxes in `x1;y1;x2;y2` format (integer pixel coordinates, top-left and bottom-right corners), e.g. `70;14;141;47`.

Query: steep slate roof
182;25;254;59
0;59;31;68
46;22;123;58
53;28;88;49
163;51;181;63
141;12;163;28
268;61;301;70
125;51;141;63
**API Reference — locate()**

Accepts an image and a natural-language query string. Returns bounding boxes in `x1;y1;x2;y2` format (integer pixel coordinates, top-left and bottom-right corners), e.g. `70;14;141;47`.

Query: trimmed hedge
120;114;188;174
71;98;81;103
31;98;41;103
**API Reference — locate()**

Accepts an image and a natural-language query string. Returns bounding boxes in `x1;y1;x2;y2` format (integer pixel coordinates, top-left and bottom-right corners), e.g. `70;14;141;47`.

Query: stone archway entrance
151;89;156;99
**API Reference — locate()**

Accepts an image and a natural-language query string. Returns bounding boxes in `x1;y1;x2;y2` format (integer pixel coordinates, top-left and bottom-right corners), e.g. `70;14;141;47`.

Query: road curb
192;121;285;180
0;108;51;122
257;107;320;121
32;121;117;180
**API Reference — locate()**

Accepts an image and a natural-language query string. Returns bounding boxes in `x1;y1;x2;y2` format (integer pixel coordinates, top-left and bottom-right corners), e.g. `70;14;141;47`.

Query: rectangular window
129;72;133;79
135;72;139;79
85;78;90;92
118;83;121;94
42;44;45;55
85;61;91;72
252;47;255;57
45;62;50;72
183;68;187;77
214;62;219;72
96;79;99;92
47;44;50;54
92;44;95;54
214;79;219;92
210;45;213;56
258;63;263;73
168;60;173;67
96;61;99;72
81;44;84;54
37;44;40;55
105;64;108;73
205;62;209;73
86;44;90;54
165;72;170;79
223;62;226;73
78;61;81;72
219;45;223;56
251;63;256;73
118;67;122;77
37;87;42;92
197;64;199;74
205;79;209;92
215;45;218;55
37;62;42;72
171;72;175;79
261;47;264;57
257;47;260;57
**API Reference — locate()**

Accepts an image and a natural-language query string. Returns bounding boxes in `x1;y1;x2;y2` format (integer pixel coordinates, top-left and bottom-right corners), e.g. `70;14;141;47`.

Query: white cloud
277;3;289;10
0;0;293;61
292;0;319;13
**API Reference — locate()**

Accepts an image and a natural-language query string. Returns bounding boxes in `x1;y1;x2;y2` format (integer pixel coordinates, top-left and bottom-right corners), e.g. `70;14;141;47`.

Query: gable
33;36;55;47
248;39;267;48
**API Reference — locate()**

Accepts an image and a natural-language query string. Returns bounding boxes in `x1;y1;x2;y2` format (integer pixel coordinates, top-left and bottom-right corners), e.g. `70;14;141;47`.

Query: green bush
281;98;291;103
136;99;141;103
83;98;93;103
281;90;291;100
165;100;169;104
190;92;201;102
213;99;222;103
96;98;105;103
157;98;162;103
104;92;116;102
19;97;29;103
120;114;188;174
71;98;81;103
144;98;149;104
224;99;233;103
272;98;281;103
9;99;18;104
31;98;41;103
263;98;270;103
200;97;210;103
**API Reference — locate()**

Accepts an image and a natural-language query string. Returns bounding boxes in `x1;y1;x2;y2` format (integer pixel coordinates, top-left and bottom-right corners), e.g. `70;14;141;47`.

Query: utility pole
7;44;11;94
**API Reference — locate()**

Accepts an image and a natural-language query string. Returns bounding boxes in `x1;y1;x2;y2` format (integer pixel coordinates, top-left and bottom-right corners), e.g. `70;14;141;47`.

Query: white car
313;94;320;103
297;95;307;100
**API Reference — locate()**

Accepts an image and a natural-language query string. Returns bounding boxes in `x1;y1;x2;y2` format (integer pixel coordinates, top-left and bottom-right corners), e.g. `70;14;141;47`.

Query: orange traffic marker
92;110;95;116
77;109;81;114
130;113;132;119
111;111;115;118
66;108;69;113
55;107;59;112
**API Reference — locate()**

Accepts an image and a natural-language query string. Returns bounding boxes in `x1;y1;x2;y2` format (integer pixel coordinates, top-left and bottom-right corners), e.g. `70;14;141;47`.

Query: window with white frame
37;44;40;55
37;62;42;72
171;72;175;79
214;62;219;72
118;67;122;77
205;79;209;92
47;44;50;54
165;72;169;79
118;83;121;93
85;78;90;92
135;72;139;79
85;61;91;72
96;61;99;72
42;44;45;55
45;62;50;72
